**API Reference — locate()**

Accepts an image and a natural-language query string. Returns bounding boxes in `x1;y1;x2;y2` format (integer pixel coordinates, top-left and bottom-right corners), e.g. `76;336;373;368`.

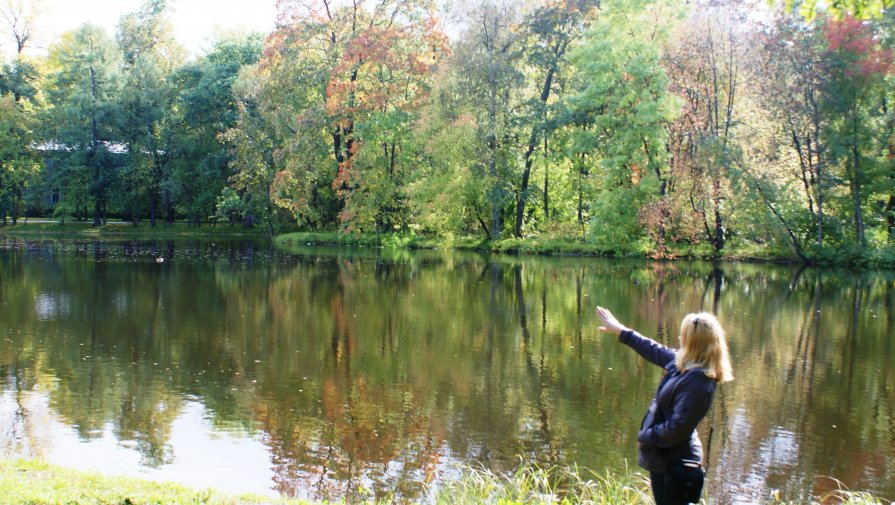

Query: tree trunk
150;191;157;228
488;63;500;240
90;65;103;228
646;139;668;256
885;195;895;239
514;65;556;238
712;177;724;252
851;141;865;247
514;135;536;238
754;179;809;263
11;188;20;225
847;96;865;247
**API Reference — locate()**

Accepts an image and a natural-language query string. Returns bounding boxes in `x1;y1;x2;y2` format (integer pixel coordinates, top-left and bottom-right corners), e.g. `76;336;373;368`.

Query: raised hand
596;306;629;334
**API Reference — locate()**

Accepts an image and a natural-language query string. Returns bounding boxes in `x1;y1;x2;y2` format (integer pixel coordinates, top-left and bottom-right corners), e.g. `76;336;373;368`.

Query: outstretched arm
597;306;676;368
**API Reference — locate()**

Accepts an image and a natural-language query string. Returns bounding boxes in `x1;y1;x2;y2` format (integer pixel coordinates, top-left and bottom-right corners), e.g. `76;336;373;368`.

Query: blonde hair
675;312;733;383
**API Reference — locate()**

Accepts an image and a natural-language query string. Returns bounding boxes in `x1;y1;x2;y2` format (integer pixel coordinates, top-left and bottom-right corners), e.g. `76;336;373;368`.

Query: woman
596;306;733;505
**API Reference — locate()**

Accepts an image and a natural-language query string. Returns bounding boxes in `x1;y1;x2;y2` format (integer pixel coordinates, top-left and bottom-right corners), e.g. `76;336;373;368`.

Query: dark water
0;237;893;503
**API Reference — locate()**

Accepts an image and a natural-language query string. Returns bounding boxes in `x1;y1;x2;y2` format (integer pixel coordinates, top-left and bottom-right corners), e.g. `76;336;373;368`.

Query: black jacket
619;329;716;473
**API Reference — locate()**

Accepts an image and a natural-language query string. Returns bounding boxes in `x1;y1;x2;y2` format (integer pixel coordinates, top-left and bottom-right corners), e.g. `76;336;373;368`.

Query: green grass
275;231;480;251
489;237;613;256
1;459;891;505
0;220;272;238
277;231;895;268
275;232;612;256
0;459;305;504
434;464;893;505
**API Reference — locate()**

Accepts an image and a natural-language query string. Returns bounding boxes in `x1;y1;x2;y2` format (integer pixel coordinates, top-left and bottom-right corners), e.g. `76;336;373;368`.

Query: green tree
116;0;184;226
0;94;38;224
220;64;279;237
403;68;482;236
569;0;680;253
781;0;895;20
169;32;263;225
512;0;598;238
453;1;523;239
44;24;123;226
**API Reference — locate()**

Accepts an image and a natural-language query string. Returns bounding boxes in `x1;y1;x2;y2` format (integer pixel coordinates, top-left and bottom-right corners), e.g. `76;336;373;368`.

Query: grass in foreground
431;464;653;505
435;464;893;505
5;458;890;505
0;459;305;505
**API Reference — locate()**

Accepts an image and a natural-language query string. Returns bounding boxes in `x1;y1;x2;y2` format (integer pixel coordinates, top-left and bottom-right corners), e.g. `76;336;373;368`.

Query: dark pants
650;472;699;505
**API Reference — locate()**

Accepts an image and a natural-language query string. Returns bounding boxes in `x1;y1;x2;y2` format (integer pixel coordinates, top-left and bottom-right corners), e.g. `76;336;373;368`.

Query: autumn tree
753;14;830;252
0;0;43;56
662;1;748;253
820;14;893;247
258;0;448;232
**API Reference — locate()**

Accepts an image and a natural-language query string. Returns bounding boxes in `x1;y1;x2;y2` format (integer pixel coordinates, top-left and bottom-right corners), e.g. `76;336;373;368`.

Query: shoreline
3;223;893;268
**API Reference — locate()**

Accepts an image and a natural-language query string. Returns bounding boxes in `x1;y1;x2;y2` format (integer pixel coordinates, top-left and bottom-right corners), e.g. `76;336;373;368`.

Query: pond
0;237;892;503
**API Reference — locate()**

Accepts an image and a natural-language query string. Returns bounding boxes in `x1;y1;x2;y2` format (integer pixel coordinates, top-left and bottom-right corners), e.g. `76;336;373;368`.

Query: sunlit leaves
568;0;680;250
779;0;895;21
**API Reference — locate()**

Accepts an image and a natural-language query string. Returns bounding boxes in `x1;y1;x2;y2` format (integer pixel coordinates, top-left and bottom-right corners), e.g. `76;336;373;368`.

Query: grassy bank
0;459;303;505
276;231;895;268
276;231;636;256
0;459;651;505
5;223;895;267
0;459;890;505
0;220;272;238
275;231;793;262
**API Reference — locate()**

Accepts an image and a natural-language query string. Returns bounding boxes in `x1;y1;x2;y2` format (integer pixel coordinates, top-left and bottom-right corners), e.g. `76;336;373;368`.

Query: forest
1;0;895;262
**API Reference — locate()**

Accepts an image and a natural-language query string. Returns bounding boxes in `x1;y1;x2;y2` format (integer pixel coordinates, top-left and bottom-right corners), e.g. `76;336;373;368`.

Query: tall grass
431;464;894;505
430;463;654;505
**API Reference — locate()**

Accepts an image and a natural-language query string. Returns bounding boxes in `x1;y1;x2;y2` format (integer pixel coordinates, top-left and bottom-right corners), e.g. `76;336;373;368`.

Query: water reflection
0;237;893;503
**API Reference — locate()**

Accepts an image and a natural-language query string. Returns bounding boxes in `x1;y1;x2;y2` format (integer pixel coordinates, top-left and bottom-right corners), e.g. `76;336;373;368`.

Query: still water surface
0;237;893;503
